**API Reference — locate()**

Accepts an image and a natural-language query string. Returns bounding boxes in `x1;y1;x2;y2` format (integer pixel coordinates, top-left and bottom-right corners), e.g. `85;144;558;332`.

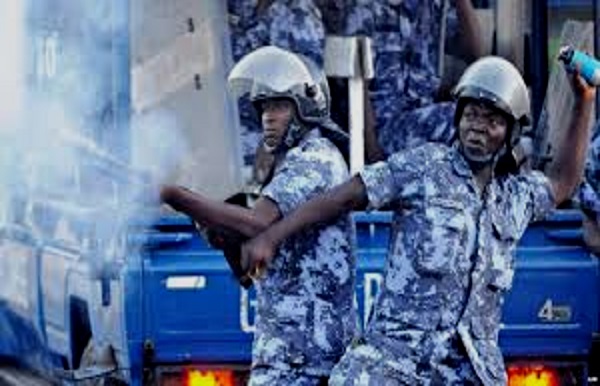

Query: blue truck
3;203;597;385
134;210;600;386
1;0;600;385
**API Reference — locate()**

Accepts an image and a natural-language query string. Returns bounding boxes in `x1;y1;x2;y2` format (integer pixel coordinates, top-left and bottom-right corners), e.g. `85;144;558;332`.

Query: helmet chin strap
263;117;308;155
284;119;304;148
262;141;278;154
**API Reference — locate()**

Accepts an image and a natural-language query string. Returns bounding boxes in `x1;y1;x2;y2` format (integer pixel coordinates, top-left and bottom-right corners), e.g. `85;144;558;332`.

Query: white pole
349;77;365;175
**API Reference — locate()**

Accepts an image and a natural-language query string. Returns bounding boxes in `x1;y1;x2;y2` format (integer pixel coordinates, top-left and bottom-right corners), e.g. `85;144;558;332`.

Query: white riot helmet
228;46;347;152
453;56;531;147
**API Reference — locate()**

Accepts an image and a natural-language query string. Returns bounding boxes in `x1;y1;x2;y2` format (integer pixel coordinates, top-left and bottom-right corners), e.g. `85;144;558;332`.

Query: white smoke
131;109;189;184
0;1;189;280
0;0;24;131
0;0;197;378
0;0;26;226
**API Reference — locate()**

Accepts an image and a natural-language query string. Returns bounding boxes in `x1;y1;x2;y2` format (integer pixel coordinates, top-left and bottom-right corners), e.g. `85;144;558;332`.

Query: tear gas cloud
0;0;195;378
0;1;189;264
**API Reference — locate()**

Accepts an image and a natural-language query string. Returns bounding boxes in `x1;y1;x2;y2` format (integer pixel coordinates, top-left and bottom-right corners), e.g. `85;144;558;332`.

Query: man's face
260;98;294;151
458;101;509;160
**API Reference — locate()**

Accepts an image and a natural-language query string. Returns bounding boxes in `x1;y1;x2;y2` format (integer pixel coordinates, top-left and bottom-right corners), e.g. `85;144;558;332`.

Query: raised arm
454;0;484;61
547;72;596;204
160;185;280;238
241;175;368;275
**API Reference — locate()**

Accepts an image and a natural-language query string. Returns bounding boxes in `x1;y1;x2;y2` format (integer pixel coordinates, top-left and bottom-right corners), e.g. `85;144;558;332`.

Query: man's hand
159;184;182;204
241;232;277;280
548;64;596;204
567;65;596;102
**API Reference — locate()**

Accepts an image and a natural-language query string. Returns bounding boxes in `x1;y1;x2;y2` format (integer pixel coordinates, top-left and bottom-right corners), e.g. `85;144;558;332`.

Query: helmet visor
227;46;314;98
453;56;530;125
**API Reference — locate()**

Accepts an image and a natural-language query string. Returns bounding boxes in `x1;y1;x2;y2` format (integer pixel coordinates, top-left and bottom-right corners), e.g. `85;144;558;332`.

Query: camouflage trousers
328;342;481;386
248;365;328;386
377;101;456;157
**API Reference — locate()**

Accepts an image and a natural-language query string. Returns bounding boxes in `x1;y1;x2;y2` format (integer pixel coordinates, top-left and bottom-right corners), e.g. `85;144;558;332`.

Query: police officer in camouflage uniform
577;123;600;251
228;0;326;174
341;0;484;162
579;124;600;218
161;46;355;386
241;56;595;385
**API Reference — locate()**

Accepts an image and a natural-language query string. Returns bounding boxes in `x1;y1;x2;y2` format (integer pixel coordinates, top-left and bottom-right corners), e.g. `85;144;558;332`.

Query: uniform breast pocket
417;198;467;275
488;216;519;293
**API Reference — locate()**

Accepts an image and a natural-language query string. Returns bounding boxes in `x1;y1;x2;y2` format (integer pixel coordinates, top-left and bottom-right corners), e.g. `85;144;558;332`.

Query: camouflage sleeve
579;122;600;223
584;122;600;192
511;171;556;224
262;144;339;216
343;1;375;36
243;19;269;54
359;149;417;210
578;182;600;224
265;0;325;65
